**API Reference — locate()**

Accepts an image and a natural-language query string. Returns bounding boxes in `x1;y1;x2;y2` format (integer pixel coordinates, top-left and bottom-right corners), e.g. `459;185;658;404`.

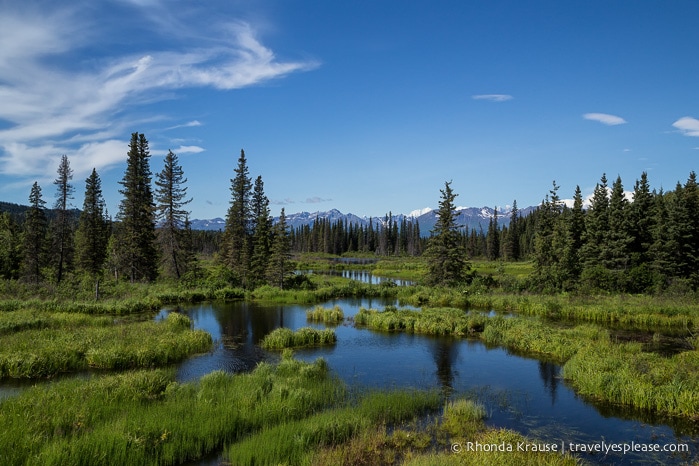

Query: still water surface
165;297;698;465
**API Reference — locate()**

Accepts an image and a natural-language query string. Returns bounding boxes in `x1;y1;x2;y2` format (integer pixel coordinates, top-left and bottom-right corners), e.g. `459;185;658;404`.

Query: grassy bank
396;287;699;329
563;340;699;417
0;312;212;378
226;389;442;465
0;355;342;466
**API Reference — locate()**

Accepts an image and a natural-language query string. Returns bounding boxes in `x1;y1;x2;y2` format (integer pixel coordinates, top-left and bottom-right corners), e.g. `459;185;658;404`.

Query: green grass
481;316;608;361
306;304;345;323
354;306;486;336
563;340;699;417
0;312;212;378
0;355;343;466
260;326;337;350
226;389;442;465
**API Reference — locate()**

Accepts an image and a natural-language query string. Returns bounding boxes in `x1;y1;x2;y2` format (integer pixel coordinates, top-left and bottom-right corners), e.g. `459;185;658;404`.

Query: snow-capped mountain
188;217;226;231
189;206;536;235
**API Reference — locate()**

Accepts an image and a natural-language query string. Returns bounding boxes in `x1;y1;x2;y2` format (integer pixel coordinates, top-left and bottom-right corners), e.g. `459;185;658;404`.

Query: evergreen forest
1;132;699;296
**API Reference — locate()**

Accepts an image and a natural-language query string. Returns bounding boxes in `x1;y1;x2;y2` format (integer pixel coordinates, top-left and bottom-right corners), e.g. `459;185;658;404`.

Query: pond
300;269;415;286
163;298;698;465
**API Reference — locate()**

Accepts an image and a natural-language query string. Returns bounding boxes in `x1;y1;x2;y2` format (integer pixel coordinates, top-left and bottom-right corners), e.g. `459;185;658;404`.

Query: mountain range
189;205;537;236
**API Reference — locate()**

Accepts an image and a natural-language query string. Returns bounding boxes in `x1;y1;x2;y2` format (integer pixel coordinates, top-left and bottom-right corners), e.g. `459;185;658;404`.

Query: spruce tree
486;207;500;260
51;154;75;283
580;174;609;270
629;172;655;267
0;212;21;279
670;172;699;288
605;175;633;276
560;185;585;286
532;181;563;290
267;208;292;288
649;189;675;289
116;133;158;282
155;149;193;279
221;149;253;284
75;169;109;284
425;181;469;286
21;182;47;284
504;200;520;261
250;176;272;285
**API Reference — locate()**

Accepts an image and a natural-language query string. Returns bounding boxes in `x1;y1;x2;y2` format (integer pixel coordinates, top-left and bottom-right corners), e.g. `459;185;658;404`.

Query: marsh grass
402;429;579;466
394;287;699;330
481;316;608;361
226;388;441;465
260;326;337;350
0;313;212;378
354;306;486;336
0;355;343;466
309;395;576;466
563;340;699;417
306;305;345;324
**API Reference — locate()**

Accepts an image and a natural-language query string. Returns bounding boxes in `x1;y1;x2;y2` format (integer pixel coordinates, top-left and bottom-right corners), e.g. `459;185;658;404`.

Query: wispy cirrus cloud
583;113;627;126
672;117;699;137
0;3;317;188
305;197;332;204
472;94;513;102
165;120;203;131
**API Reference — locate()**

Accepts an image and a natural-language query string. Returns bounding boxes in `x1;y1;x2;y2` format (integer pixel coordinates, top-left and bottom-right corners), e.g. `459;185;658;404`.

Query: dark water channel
164;298;698;465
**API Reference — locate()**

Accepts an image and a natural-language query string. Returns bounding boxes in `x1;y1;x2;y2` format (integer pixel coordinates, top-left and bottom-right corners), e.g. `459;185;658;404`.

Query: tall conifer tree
22;182;47;283
116;133;158;282
425;181;469;286
250;176;272;285
52;154;74;283
75;169;109;284
267;208;291;288
221;149;253;284
155;149;192;279
0;213;21;279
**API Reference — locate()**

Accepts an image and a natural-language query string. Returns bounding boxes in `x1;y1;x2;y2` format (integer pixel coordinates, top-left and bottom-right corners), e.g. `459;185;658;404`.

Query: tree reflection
431;338;458;396
538;360;560;404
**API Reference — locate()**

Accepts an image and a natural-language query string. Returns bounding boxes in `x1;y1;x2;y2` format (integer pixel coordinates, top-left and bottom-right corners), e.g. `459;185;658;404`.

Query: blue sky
1;0;698;220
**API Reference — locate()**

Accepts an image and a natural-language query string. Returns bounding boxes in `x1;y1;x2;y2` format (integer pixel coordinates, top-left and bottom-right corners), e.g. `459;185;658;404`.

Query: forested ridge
1;132;698;294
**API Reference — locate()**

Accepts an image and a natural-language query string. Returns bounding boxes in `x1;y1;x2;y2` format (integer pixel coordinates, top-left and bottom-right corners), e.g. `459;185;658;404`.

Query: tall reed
260;327;337;350
306;304;344;323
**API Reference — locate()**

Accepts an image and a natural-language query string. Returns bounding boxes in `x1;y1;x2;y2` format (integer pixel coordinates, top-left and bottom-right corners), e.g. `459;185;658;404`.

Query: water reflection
538;360;560;405
173;299;698;465
306;269;415;286
430;338;459;396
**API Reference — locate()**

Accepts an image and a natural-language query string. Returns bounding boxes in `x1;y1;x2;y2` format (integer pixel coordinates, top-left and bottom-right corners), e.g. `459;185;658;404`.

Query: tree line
0;134;293;290
528;172;699;293
2;132;699;294
288;213;423;256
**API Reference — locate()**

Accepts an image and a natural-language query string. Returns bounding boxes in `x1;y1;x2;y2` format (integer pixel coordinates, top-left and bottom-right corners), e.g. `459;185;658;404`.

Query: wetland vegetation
1;140;699;463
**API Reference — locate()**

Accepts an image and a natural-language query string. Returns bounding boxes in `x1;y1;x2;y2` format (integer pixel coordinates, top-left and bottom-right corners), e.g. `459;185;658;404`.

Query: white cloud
472;94;513;102
672;117;699;137
0;5;317;183
166;120;203;130
151;145;205;156
583;113;627;126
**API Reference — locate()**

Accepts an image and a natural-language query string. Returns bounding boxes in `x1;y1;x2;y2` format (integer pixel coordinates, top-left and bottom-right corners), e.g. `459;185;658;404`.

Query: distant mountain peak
188;205;536;234
407;207;432;218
